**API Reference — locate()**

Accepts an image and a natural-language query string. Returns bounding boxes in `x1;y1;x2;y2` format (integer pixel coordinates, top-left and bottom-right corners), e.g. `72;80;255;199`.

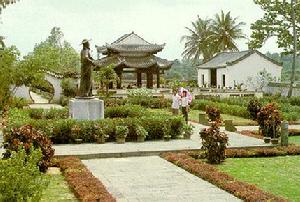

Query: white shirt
181;96;189;107
171;94;180;109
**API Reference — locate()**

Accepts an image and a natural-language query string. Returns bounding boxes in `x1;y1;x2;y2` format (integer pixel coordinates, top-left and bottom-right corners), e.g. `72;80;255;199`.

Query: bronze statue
79;39;94;97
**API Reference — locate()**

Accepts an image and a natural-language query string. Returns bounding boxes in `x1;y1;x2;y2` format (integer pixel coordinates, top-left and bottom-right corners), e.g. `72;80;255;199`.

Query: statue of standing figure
79;39;95;97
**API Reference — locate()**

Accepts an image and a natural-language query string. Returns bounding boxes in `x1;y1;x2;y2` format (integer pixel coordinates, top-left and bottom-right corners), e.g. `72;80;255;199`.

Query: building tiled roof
197;50;282;69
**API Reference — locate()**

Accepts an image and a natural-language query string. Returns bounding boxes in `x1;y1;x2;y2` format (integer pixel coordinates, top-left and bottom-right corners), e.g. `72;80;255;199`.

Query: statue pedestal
69;97;104;120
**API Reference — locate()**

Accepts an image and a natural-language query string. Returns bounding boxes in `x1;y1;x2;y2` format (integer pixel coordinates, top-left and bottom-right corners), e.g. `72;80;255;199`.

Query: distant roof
198;50;282;69
96;32;165;54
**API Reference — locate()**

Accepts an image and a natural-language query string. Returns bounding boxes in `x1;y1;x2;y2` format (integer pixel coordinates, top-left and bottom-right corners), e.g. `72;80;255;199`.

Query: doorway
210;69;217;87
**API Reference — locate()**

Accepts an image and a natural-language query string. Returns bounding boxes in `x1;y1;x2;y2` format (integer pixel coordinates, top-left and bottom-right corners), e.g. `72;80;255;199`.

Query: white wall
227;52;282;90
45;74;62;101
197;69;210;87
11;85;31;100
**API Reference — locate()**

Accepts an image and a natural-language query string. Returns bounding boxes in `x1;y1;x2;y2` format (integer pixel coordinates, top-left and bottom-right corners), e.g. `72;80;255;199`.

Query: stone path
29;103;64;109
83;156;240;202
30;91;49;104
54;122;268;158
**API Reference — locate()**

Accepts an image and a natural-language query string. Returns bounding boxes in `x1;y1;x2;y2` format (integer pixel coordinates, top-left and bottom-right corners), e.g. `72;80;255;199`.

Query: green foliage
247;99;262;121
135;125;148;138
94;64;118;97
3;125;55;172
104;105;145;118
0;0;19;14
128;96;171;108
28;108;68;120
200;121;228;164
31;27;80;75
0;148;49;201
61;78;77;97
249;0;300;53
127;87;153;97
6;107;185;143
182;10;245;62
115;125;129;138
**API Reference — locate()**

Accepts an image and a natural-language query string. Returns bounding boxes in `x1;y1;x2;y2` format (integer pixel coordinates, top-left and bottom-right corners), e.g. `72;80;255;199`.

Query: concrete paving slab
83;156;241;202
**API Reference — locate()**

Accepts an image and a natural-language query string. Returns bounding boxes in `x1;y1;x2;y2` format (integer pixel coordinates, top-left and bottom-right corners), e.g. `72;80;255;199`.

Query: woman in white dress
171;90;180;115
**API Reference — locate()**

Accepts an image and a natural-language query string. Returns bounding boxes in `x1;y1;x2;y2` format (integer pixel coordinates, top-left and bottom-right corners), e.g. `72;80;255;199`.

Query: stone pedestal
281;120;289;146
69;97;104;120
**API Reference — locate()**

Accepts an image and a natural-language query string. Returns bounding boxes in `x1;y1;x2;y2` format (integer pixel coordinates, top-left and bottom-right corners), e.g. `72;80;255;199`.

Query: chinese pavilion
95;32;173;88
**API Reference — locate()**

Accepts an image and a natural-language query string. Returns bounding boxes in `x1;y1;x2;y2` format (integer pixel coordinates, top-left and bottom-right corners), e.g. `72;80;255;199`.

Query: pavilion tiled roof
94;32;172;70
95;55;172;69
198;50;282;69
96;32;165;54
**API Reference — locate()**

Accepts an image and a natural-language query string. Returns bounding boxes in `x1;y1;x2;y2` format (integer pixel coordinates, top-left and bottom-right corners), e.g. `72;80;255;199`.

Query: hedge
162;152;287;201
6;108;185;144
59;157;115;201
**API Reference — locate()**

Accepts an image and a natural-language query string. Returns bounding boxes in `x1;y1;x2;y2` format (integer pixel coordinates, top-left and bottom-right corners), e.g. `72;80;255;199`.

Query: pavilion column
137;71;142;88
146;71;153;88
156;68;160;88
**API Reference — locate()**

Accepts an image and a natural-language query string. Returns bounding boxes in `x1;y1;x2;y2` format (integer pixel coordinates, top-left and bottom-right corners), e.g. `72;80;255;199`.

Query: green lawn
218;156;300;201
189;110;256;126
290;136;300;145
41;171;77;202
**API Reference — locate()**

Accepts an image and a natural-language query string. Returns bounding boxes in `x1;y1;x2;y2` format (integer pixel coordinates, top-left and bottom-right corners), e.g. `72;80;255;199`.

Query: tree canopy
28;27;80;76
181;10;245;63
248;0;300;54
0;0;18;14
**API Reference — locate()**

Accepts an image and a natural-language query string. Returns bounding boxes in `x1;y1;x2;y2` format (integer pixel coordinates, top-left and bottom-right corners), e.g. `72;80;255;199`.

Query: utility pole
288;0;298;97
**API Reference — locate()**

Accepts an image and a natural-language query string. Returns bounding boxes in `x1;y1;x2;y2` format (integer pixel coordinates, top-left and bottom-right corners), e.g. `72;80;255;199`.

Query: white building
197;50;282;90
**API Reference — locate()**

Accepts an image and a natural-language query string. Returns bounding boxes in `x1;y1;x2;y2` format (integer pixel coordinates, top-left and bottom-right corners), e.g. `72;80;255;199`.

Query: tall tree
182;11;245;63
211;10;246;53
181;17;214;62
30;27;80;75
249;0;300;97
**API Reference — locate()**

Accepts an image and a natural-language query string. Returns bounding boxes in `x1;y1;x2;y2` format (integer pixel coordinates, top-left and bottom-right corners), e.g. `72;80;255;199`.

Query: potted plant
94;125;109;144
183;124;193;139
135;125;148;142
115;125;129;144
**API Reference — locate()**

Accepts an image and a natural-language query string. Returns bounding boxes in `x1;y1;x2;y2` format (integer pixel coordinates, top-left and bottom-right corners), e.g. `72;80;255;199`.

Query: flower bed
161;152;287;201
59;157;115;201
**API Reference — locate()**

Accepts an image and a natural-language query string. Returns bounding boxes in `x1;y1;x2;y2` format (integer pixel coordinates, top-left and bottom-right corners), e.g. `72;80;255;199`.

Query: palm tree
211;10;246;53
0;0;19;14
181;17;214;63
181;11;245;63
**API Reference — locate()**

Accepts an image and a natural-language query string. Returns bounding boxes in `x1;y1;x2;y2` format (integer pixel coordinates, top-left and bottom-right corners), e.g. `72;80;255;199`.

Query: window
222;74;226;87
201;74;205;86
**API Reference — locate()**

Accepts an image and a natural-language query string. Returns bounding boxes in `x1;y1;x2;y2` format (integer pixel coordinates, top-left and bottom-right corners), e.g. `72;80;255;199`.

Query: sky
0;0;281;60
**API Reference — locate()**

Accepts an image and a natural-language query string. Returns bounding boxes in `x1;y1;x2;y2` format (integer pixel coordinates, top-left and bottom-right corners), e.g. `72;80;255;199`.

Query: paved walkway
83;156;240;202
30;91;49;104
54;122;268;158
29;103;64;109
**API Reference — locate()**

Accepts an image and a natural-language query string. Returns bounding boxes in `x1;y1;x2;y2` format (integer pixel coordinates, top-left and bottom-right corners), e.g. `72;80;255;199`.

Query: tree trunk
288;0;297;97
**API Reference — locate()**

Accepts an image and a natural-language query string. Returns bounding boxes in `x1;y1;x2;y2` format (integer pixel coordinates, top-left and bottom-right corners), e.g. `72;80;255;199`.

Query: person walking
171;90;180;115
181;90;189;123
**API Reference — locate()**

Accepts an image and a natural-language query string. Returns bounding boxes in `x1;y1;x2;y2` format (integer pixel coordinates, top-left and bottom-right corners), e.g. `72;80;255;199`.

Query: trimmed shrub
59;157;116;201
162;152;287;202
3;125;54;172
247;98;262;120
105;105;145;118
28;108;68;120
0;148;49;201
205;106;221;122
61;78;77;97
199;121;228;164
257;103;282;138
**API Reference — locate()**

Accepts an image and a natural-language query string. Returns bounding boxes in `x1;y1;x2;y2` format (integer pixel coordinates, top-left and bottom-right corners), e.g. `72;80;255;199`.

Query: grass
218;156;300;201
189;109;256;126
41;171;77;202
290;136;300;145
